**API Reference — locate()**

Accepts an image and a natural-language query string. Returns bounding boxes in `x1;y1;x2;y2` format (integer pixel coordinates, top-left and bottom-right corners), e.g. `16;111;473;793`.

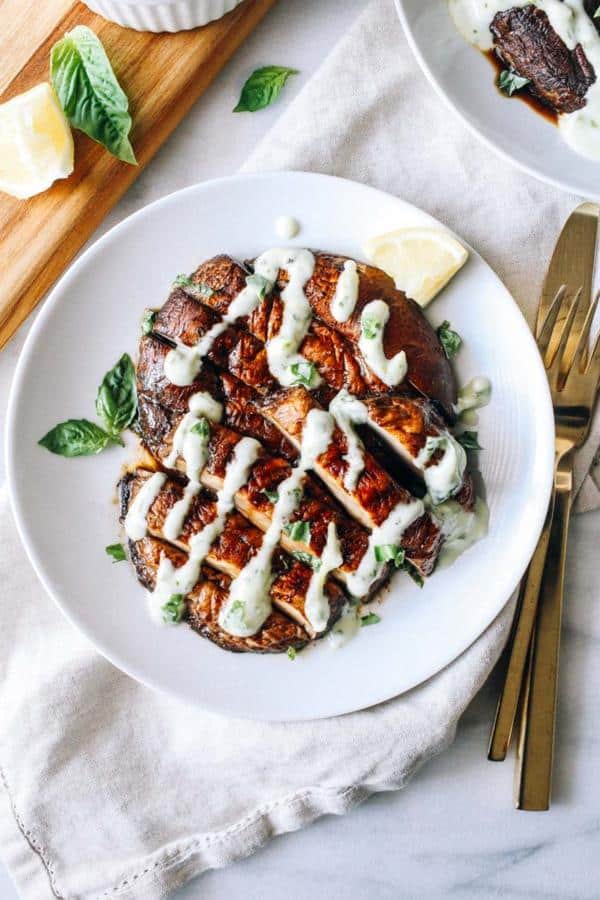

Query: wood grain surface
0;0;277;348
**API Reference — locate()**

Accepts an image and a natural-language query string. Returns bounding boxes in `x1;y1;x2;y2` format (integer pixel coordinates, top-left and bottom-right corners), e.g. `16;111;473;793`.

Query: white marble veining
0;0;599;897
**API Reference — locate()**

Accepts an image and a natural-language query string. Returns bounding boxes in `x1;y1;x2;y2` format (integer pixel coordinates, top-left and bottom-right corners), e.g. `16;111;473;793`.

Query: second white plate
6;171;553;720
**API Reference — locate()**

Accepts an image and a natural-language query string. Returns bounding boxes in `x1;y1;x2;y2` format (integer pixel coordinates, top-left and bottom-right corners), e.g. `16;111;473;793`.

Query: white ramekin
82;0;245;32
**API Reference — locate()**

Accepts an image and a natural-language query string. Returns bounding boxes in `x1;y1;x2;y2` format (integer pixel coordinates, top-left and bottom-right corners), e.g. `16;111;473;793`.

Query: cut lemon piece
363;227;469;307
0;83;74;200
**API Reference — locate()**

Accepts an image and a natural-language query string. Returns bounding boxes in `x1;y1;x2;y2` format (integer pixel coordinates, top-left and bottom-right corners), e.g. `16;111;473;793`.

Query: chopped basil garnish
174;274;213;297
96;353;138;440
105;543;126;562
161;593;186;624
50;26;136;164
262;488;280;504
141;309;156;335
360;613;381;627
437;320;462;359
361;315;382;340
234;66;299;113
291;550;321;571
191;417;210;438
246;272;271;299
404;565;424;588
284;520;311;543
374;544;405;568
289;360;317;388
498;69;531;97
457;430;482;450
287;646;297;660
39;419;115;457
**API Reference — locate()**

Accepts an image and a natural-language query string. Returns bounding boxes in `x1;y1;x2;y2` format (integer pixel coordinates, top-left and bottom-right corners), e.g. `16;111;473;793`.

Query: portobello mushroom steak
120;248;489;654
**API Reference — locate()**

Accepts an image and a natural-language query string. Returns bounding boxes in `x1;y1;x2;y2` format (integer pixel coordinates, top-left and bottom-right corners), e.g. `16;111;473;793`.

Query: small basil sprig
174;274;213;298
39;352;138;457
39;419;116;457
291;550;321;571
457;430;482;450
287;646;297;660
360;613;381;627
106;543;126;562
290;360;317;388
498;69;530;97
162;594;186;624
437;321;462;359
374;544;405;568
96;353;138;440
50;25;136;164
234;65;299;112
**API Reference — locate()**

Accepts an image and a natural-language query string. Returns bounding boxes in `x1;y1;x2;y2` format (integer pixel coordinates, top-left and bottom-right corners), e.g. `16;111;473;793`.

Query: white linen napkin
1;2;599;898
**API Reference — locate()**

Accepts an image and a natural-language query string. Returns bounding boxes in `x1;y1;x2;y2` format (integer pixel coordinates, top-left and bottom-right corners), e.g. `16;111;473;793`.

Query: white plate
395;0;598;201
6;171;554;721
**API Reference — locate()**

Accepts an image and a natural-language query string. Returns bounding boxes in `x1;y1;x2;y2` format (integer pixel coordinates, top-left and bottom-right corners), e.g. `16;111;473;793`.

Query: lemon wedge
0;83;74;200
363;227;469;307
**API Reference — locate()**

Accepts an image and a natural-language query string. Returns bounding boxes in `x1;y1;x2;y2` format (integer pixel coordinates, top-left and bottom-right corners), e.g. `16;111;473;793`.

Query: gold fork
514;285;600;809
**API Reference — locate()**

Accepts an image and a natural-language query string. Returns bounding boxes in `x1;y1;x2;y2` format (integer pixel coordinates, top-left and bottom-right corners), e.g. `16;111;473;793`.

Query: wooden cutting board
0;0;277;349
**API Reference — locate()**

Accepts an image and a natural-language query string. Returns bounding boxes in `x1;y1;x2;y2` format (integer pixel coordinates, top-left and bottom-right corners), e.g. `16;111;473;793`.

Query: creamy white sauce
359;299;407;387
454;376;492;417
305;521;343;633
433;496;489;567
218;409;335;637
327;601;361;649
149;438;261;625
416;435;467;506
345;498;425;598
253;248;320;389
275;215;300;240
164;391;223;482
163;482;200;542
331;260;360;322
329;389;368;490
448;0;600;161
124;472;166;541
163;274;270;387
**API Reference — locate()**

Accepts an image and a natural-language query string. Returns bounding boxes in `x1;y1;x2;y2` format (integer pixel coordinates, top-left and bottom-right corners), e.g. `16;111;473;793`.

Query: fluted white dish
82;0;244;32
5;172;554;720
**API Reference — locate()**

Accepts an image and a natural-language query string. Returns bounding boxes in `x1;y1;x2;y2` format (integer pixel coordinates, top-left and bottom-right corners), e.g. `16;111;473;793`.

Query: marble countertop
1;0;599;896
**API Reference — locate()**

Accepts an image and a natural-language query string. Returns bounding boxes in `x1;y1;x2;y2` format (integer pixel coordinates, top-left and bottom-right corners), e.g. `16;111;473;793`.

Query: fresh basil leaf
290;360;317;388
287;646;297;660
360;612;381;627
162;593;186;624
234;65;299;113
141;309;156;335
246;273;271;299
191;417;210;438
50;25;136;164
174;274;213;297
457;430;483;451
437;320;462;359
361;315;382;340
96;353;137;439
374;544;405;568
105;543;126;562
262;488;280;504
284;520;311;543
498;69;531;97
39;419;114;457
291;550;321;571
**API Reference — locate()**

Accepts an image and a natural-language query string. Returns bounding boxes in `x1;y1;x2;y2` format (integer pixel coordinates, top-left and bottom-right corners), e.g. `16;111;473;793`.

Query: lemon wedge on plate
0;82;74;200
363;227;469;307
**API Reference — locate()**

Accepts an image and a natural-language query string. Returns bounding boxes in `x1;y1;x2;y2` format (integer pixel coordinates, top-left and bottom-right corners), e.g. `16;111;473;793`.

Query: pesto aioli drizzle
359;299;408;386
329;389;368;490
124;472;166;542
218;408;335;637
164;391;223;482
331;260;359;322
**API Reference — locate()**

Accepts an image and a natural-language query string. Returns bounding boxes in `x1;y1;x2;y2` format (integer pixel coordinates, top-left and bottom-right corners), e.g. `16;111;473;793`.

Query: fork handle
488;493;554;761
514;457;573;810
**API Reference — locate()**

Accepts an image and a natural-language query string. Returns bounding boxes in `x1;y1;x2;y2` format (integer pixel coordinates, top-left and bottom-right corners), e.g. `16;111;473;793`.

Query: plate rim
5;170;555;720
394;0;591;202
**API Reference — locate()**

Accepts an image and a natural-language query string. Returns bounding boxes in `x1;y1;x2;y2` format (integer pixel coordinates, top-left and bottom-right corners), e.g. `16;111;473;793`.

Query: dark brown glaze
129;536;310;654
258;387;443;575
362;394;447;468
135;401;386;591
120;470;346;638
491;6;595;114
189;253;456;416
218;372;297;460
